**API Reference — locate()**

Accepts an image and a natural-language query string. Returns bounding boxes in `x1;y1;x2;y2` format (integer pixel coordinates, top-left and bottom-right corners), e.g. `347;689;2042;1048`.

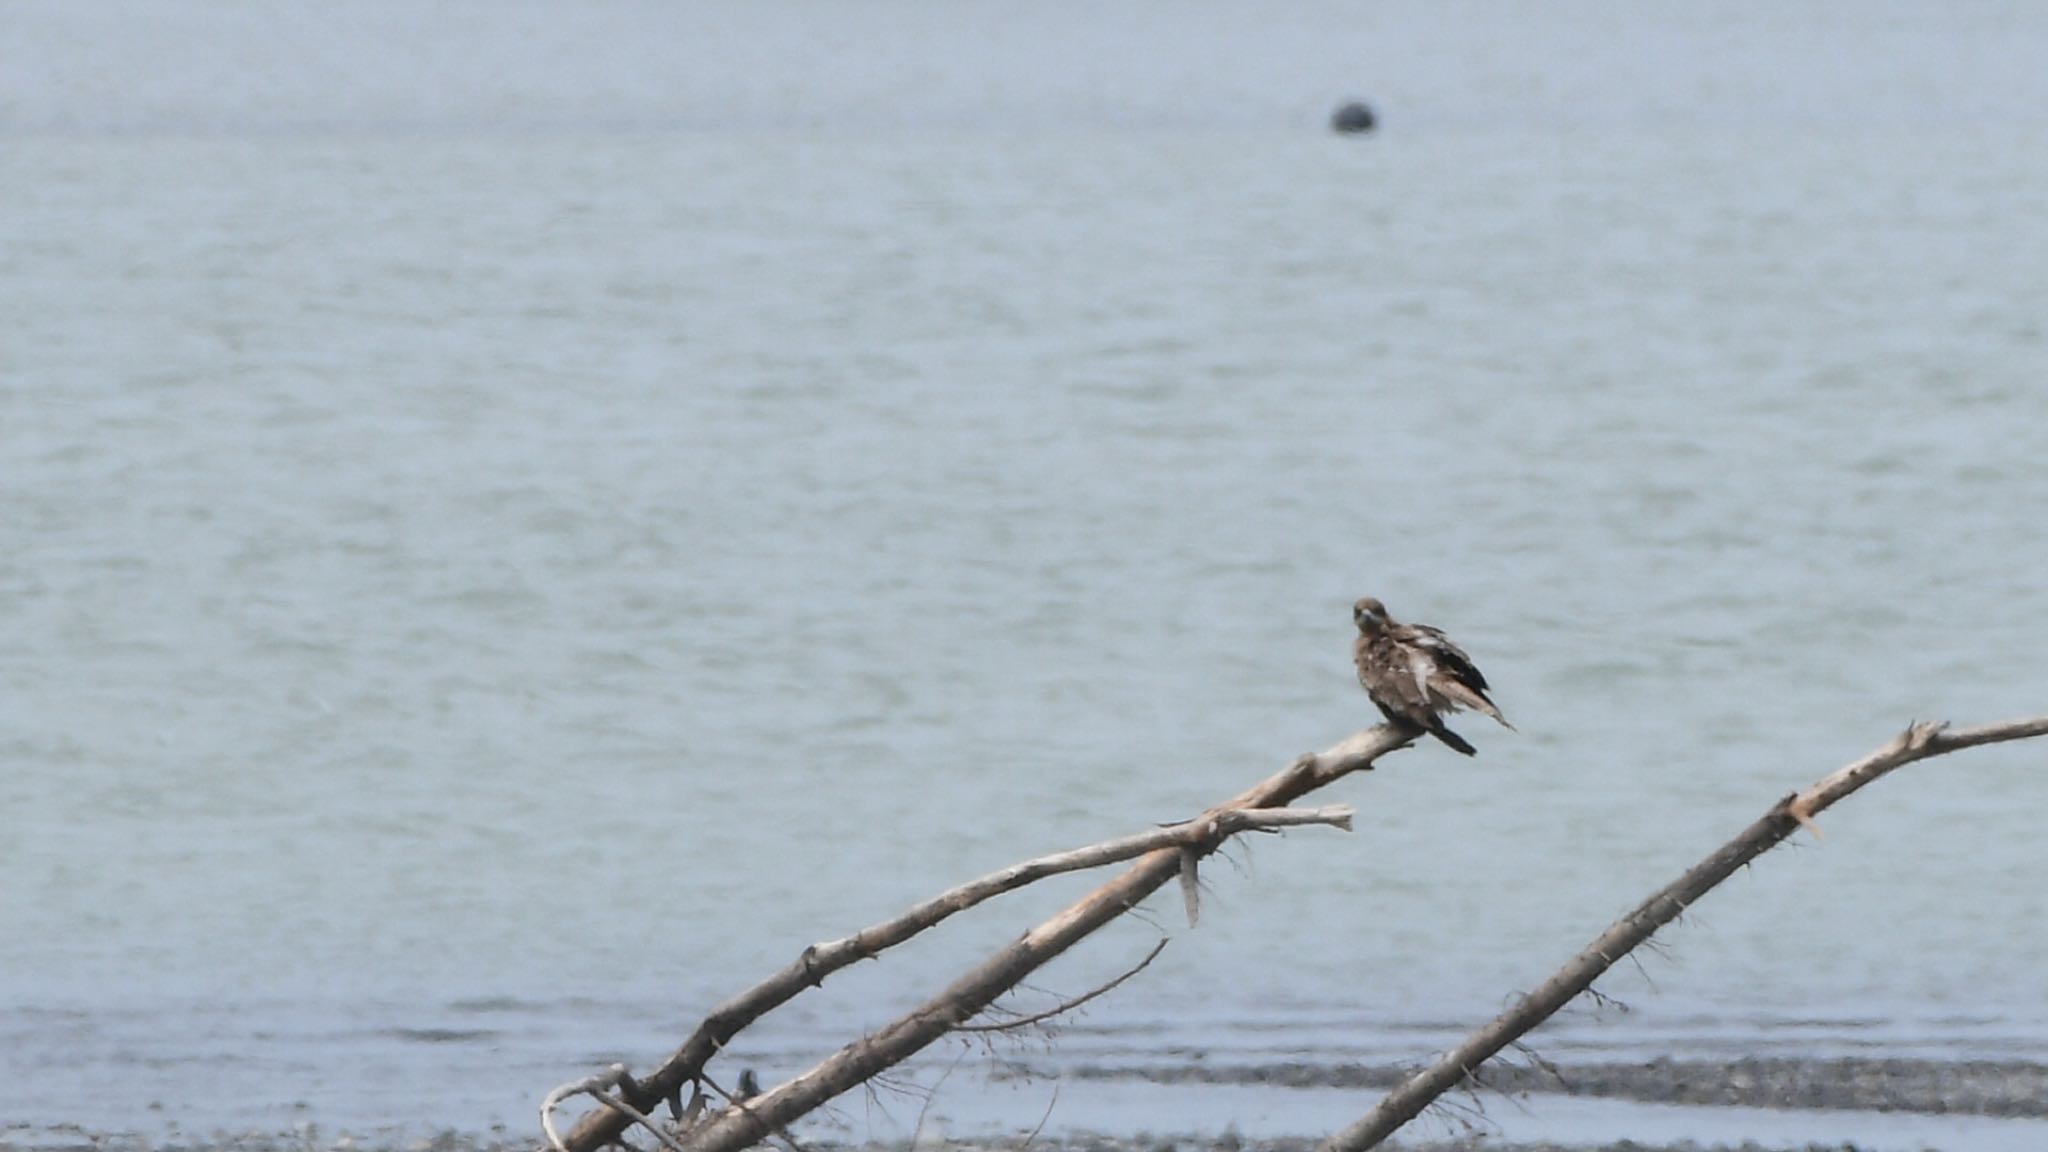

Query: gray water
4;1;2048;1144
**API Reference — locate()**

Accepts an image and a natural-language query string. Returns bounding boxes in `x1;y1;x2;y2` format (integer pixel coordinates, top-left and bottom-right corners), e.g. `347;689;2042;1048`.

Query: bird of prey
1352;596;1512;756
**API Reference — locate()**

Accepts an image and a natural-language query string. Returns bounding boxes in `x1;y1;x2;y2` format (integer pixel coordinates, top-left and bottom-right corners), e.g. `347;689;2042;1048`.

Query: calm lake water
3;2;2046;1143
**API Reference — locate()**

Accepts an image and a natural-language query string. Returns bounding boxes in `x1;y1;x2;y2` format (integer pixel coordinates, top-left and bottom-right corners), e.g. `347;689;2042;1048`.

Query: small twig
1580;986;1629;1015
1020;1082;1061;1150
1507;1039;1570;1091
1626;950;1661;991
909;1045;970;1145
1464;1063;1531;1117
590;1093;693;1152
1215;838;1253;876
957;939;1171;1033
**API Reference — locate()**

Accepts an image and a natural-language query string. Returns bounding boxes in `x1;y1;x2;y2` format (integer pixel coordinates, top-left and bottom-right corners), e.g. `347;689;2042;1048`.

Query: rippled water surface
4;1;2047;1141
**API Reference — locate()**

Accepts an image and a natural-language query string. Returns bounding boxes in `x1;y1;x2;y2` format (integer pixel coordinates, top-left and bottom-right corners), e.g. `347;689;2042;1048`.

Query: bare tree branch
542;1066;689;1152
1323;713;2048;1151
589;1094;692;1152
553;727;1388;1152
635;726;1414;1152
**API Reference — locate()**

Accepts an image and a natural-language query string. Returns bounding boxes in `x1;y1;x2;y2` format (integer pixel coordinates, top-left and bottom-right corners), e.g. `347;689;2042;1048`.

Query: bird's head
1353;596;1389;633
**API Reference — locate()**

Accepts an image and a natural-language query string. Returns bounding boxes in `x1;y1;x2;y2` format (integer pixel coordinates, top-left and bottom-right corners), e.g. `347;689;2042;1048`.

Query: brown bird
1352;596;1513;756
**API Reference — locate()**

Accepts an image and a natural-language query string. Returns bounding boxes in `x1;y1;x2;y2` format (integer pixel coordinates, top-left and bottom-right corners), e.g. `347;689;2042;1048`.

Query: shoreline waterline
11;1055;2048;1152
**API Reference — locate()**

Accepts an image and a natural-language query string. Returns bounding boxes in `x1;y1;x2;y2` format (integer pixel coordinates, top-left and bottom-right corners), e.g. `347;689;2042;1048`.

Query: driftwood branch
554;733;1400;1152
543;1066;691;1152
1323;713;2048;1152
663;734;1404;1152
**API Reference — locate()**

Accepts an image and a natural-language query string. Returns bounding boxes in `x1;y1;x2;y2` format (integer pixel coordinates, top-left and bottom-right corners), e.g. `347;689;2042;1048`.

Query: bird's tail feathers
1428;723;1478;756
1436;678;1514;730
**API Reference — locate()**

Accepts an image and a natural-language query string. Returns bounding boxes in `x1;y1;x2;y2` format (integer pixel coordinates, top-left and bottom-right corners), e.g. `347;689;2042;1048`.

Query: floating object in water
1330;100;1377;134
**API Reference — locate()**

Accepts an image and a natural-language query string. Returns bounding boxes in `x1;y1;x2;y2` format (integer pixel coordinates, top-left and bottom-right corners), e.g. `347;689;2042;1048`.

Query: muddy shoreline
0;1131;1925;1147
1013;1054;2048;1118
9;1055;2048;1152
0;1135;1972;1152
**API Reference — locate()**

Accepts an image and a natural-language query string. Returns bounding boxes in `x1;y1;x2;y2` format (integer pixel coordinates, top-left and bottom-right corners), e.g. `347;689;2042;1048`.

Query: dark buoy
1330;100;1376;134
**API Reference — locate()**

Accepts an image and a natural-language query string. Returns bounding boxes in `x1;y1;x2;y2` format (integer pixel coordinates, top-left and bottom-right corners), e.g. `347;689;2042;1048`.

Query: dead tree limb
543;1066;692;1152
1323;713;2048;1152
556;730;1404;1152
663;727;1407;1152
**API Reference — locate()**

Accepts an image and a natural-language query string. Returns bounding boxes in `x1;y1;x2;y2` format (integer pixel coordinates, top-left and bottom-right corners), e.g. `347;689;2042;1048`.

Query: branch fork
551;727;1408;1152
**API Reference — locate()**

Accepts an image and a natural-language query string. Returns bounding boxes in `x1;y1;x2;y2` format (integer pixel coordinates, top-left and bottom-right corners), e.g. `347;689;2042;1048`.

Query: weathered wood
667;726;1408;1152
1323;713;2048;1152
554;731;1401;1152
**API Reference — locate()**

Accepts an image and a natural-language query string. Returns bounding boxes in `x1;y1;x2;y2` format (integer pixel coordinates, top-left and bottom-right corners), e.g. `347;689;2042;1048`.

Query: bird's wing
1404;624;1490;690
1404;624;1511;728
1404;648;1439;706
1357;635;1433;721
